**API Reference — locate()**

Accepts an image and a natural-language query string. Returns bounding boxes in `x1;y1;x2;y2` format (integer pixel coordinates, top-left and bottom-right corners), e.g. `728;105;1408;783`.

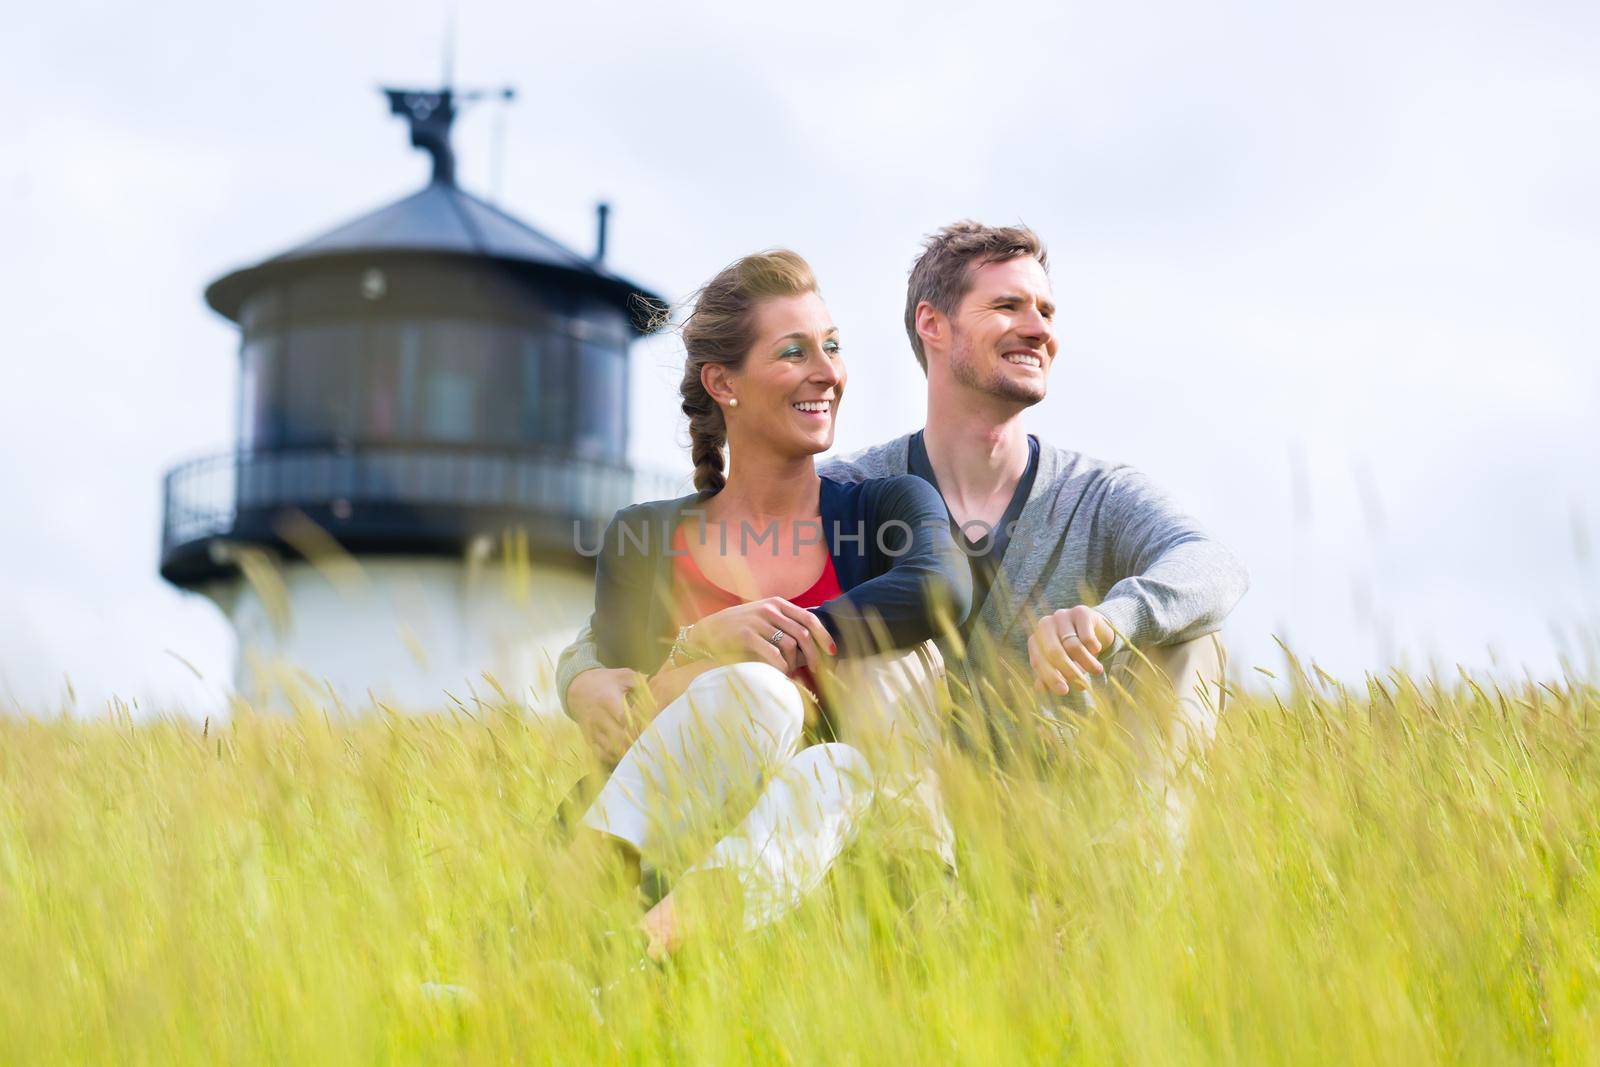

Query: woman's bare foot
640;868;745;961
639;895;681;962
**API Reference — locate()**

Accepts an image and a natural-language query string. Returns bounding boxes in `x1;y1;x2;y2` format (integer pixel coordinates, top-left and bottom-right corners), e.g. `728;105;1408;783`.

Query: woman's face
718;290;847;459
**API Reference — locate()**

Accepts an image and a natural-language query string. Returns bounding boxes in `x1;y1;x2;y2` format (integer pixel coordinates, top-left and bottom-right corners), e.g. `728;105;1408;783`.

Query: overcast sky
3;0;1597;715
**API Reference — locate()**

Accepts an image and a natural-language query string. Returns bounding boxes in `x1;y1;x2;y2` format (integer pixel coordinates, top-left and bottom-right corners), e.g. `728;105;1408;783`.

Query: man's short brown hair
903;221;1049;372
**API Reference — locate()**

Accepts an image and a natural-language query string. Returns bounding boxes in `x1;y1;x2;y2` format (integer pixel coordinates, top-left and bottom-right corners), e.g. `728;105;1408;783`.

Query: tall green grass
2;668;1596;1064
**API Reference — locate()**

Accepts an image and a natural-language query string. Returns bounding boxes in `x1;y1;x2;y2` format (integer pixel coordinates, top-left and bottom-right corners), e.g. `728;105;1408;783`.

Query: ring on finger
767;629;786;647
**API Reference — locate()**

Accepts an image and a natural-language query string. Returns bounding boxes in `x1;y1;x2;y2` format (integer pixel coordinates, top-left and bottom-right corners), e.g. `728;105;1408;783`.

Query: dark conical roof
265;180;604;270
204;179;664;330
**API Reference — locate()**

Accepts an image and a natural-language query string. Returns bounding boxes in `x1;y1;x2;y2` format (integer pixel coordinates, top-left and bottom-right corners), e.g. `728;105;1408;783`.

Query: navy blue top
590;474;974;674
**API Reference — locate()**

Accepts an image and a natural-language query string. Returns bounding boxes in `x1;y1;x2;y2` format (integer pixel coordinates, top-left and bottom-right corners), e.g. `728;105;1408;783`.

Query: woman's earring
728;397;739;408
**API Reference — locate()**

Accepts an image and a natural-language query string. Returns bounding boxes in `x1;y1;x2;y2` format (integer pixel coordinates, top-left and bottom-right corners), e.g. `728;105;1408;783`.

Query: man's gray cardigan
555;434;1248;715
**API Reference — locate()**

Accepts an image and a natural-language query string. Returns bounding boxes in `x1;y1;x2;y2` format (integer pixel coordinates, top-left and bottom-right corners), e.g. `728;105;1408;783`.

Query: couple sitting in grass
555;221;1249;960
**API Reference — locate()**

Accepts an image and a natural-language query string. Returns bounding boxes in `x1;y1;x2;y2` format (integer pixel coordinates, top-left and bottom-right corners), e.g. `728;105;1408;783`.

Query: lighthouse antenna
381;73;514;191
490;94;507;205
441;0;457;91
486;87;516;204
382;86;458;186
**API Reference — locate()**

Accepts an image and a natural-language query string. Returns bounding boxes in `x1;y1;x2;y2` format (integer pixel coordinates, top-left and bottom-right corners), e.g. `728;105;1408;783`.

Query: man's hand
1027;605;1115;695
565;667;647;764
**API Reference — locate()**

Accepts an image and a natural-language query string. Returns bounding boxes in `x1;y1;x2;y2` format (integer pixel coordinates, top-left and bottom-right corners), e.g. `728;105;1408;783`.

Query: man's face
944;256;1057;406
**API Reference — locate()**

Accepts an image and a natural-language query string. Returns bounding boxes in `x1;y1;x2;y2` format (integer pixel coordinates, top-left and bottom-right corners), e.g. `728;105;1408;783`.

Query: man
557;221;1248;795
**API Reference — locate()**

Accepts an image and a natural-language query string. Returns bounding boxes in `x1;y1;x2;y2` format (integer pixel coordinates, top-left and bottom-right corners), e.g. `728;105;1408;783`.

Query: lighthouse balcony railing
160;444;687;560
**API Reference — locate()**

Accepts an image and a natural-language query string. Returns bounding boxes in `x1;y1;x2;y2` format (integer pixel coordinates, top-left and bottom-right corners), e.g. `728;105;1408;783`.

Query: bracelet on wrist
664;624;700;669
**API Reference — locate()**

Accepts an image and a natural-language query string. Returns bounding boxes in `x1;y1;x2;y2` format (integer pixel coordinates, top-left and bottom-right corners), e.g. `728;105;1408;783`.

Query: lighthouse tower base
201;556;596;715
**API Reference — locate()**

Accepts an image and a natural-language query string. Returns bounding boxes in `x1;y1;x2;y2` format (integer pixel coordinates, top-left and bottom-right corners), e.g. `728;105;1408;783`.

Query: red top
668;521;843;696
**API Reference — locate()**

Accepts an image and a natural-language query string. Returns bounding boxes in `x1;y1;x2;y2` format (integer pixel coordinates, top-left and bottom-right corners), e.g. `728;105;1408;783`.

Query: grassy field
2;665;1597;1064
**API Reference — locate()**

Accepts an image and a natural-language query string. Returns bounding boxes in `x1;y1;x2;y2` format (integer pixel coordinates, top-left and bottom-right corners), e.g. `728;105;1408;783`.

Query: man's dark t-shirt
905;430;1040;638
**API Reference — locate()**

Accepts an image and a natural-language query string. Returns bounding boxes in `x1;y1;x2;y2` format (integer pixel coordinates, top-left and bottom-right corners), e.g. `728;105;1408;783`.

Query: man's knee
1150;632;1227;716
1106;631;1228;752
1109;631;1224;695
831;639;943;692
822;640;946;751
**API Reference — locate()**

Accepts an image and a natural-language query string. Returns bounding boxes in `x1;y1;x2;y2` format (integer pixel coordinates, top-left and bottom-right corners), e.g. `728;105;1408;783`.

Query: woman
576;250;971;958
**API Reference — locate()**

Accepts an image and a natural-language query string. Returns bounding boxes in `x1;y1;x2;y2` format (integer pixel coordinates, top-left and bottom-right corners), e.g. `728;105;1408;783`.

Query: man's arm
560;501;653;718
557;505;651;762
557;616;653;765
1088;467;1250;651
555;618;606;717
813;475;973;654
1029;469;1242;843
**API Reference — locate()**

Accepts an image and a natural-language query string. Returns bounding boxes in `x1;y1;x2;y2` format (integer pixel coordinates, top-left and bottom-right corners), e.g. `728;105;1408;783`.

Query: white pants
581;647;950;931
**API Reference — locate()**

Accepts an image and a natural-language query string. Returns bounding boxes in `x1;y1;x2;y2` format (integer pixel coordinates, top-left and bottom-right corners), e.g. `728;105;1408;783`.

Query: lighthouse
159;87;676;712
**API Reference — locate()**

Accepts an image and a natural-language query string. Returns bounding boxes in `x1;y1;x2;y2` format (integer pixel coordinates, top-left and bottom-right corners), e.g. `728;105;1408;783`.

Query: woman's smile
791;398;833;420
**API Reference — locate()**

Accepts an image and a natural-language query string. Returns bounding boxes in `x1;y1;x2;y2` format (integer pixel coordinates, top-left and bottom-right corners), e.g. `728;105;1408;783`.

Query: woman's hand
686;597;837;673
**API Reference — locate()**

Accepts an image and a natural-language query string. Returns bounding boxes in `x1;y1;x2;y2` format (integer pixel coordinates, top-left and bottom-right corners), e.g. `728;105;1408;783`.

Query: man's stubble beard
948;328;1046;407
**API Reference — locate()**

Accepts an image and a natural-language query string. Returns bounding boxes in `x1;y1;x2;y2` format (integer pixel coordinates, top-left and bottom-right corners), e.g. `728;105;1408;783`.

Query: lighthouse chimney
594;202;610;264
